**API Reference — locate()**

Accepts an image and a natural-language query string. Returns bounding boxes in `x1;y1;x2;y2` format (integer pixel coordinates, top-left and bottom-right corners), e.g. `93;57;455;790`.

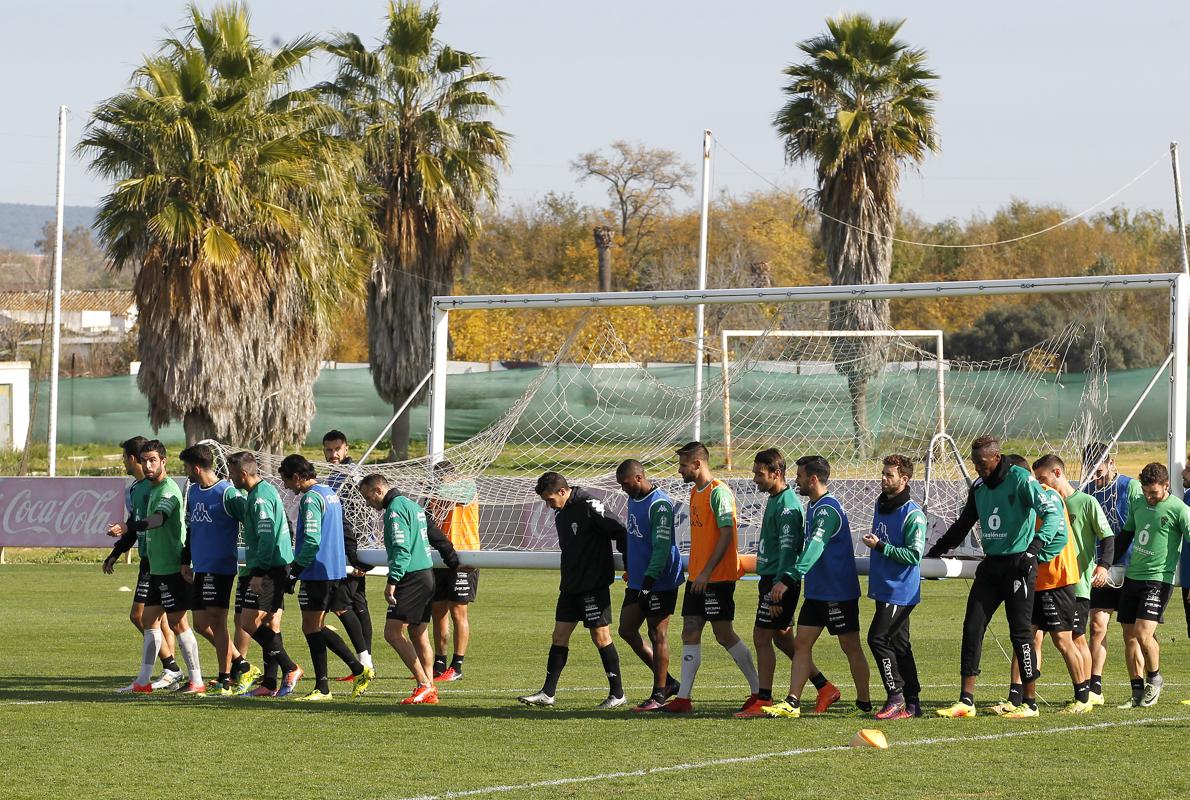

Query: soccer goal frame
718;328;945;470
428;272;1189;481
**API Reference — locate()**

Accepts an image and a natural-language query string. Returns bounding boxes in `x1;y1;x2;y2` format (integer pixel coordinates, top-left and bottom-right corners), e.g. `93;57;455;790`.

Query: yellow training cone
850;729;889;750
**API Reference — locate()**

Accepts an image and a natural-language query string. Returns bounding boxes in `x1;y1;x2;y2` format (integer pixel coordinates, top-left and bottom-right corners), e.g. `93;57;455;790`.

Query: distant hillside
0;203;97;253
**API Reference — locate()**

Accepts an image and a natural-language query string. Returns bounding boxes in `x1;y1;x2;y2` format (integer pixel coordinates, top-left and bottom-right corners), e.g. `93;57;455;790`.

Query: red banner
0;477;126;547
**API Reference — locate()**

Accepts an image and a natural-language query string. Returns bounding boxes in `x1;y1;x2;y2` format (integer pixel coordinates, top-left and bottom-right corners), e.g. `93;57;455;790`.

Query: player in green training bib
102;435;181;692
1111;462;1190;708
118;441;206;695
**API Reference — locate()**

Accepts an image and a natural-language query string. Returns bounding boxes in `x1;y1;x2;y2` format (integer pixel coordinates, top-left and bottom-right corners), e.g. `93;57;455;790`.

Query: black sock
217;671;230;689
1131;677;1145;700
905;695;919;707
450;654;465;673
323;628;363;675
598;643;623;698
1008;683;1024;705
542;645;568;696
433;654;448;676
337;609;368;656
1146;669;1162;685
253;627;297;676
784;694;801;707
664;673;677;689
809;672;828;690
305;631;329;693
758;688;773;702
1089;674;1103;695
856;699;873;713
960;691;975;707
1075;681;1090;703
357;606;373;651
1023;696;1037;710
261;653;278;690
161;655;180;672
231;656;249;678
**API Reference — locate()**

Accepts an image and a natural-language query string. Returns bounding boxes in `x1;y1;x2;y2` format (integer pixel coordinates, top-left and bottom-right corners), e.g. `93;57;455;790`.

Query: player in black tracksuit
519;472;630;708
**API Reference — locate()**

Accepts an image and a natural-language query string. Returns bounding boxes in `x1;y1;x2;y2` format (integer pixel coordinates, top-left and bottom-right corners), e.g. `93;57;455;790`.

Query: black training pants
960;555;1039;682
867;601;920;698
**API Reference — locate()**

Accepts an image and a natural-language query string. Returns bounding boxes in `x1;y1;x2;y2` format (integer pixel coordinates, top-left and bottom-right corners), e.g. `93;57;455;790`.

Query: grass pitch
1;565;1188;800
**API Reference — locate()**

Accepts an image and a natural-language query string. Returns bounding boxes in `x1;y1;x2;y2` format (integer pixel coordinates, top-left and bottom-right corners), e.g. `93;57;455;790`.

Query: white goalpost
718;329;946;470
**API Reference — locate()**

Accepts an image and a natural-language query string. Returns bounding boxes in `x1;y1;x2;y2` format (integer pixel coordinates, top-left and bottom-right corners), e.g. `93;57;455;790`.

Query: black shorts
1117;578;1173;624
238;568;287;614
133;559;152;605
681;581;737;621
1072;597;1091;637
299;578;344;613
755;576;798;631
386;569;435;624
193;572;235;610
623;587;679;619
1033;585;1077;632
797;597;861;635
333;574;369;615
556;586;613;628
433;568;479;604
145;572;190;613
1089;584;1122;611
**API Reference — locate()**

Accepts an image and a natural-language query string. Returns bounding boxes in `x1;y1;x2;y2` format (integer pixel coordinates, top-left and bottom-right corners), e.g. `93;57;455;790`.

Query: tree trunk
594;226;613;292
846;372;873;458
387;404;412;462
183;408;215;446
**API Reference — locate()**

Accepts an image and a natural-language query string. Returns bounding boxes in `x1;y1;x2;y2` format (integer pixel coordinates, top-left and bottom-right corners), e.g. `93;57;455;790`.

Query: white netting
204;291;1167;558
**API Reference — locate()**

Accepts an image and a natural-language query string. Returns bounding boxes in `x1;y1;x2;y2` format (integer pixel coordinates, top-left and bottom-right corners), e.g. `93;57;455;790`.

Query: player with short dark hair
227;451;303;698
429;460;481;683
927;436;1060;718
322;431;376;683
103;435;181;692
1032;453;1114;711
614;460;683;711
518;472;629;708
662;443;761;715
359;473;461;705
1081;441;1143;699
763;455;869;718
178;443;254;695
1112;462;1190;707
861;454;927;720
118;441;205;694
279;454;373;701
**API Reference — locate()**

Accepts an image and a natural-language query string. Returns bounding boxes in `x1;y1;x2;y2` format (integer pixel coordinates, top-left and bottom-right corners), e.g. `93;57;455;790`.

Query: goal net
205;272;1186;567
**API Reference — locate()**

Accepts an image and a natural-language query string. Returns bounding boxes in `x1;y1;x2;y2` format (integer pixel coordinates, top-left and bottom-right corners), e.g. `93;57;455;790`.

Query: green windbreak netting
30;362;1176;447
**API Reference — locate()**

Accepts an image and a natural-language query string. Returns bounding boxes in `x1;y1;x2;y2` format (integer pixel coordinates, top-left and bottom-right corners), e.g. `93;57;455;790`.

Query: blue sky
3;1;1188;223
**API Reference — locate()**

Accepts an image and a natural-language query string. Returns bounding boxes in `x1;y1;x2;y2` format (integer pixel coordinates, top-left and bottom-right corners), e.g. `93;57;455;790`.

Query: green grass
1;566;1188;799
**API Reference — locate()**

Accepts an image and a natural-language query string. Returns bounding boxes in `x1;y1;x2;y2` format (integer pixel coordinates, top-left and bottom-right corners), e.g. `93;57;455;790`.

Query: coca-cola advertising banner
0;478;125;547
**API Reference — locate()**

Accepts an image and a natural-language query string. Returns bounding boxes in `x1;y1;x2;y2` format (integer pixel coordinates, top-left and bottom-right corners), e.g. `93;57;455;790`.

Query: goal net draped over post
205;273;1187;566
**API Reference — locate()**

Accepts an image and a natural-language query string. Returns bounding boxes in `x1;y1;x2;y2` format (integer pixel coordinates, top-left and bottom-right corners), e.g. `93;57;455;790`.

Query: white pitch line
393;714;1187;800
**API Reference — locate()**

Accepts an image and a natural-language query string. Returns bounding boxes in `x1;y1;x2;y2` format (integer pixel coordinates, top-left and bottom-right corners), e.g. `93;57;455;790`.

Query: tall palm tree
774;14;938;455
326;0;510;460
79;3;373;450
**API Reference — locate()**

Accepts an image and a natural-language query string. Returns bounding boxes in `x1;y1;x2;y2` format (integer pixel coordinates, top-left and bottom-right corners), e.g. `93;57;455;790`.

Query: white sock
137;628;163;685
727;639;760;694
177;629;202;685
359;650;373;669
678;644;701;699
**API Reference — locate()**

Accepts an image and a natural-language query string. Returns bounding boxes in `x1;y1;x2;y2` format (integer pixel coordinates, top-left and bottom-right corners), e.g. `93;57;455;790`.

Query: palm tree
326;0;510;460
774;14;938;455
79;3;373;450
